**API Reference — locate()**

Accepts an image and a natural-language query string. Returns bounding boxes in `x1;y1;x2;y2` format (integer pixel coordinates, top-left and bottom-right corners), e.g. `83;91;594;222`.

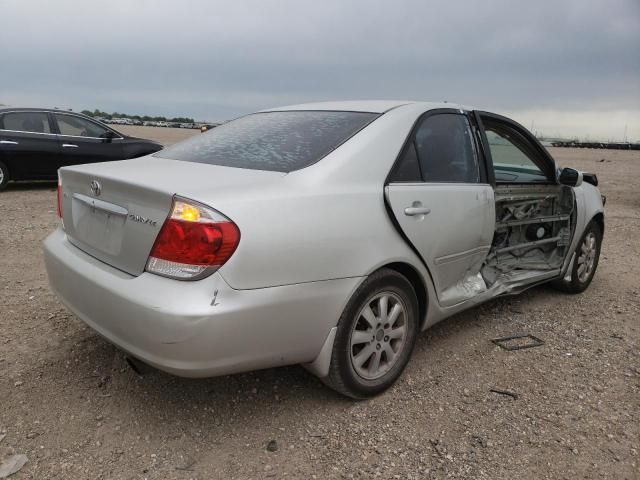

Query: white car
44;101;604;398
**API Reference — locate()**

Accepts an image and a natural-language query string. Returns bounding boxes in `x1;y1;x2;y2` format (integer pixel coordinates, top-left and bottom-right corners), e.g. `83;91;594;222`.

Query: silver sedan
44;101;604;398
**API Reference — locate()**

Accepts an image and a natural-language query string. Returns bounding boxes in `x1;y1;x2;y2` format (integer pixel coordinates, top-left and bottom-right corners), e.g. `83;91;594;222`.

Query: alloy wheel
577;231;597;282
349;291;408;380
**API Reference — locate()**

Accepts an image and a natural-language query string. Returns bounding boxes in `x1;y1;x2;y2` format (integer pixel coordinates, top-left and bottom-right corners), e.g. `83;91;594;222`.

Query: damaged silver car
44;101;604;398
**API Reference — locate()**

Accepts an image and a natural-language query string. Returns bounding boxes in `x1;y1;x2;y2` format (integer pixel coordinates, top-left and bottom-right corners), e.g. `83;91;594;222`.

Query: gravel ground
0;135;638;479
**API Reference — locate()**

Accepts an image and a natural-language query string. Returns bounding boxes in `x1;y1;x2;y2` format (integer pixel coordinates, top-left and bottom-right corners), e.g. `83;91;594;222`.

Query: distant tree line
80;108;195;124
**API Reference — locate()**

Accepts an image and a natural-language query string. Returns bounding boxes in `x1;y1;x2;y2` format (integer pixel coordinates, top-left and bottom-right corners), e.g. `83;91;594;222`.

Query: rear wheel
0;161;9;191
324;268;419;399
552;221;602;294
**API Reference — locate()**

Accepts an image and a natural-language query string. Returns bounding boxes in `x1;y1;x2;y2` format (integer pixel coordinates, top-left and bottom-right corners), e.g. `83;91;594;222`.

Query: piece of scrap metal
491;333;544;351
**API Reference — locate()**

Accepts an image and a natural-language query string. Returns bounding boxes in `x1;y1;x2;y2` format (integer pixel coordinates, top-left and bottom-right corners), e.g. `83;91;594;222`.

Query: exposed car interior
388;110;578;306
479;118;576;296
482;184;574;286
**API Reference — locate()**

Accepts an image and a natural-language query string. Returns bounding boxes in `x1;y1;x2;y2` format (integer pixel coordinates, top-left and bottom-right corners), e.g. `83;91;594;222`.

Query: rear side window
415;114;479;183
389;142;421;182
155;111;378;172
2;112;52;133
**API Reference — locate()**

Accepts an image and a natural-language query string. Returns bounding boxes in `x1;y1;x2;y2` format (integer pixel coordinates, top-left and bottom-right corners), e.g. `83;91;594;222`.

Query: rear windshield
154;110;378;172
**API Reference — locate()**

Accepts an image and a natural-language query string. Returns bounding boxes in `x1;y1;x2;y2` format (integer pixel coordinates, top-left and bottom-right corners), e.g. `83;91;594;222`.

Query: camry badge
90;180;101;197
128;214;157;227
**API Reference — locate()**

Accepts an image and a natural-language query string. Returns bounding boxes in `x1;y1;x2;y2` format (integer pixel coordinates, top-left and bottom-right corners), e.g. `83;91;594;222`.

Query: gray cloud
1;0;639;138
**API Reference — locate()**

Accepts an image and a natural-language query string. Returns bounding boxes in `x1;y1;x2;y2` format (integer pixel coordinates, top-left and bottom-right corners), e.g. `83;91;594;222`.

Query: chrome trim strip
0;129;56;136
0;128;123;140
72;193;128;217
57;133;124;140
387;182;492;187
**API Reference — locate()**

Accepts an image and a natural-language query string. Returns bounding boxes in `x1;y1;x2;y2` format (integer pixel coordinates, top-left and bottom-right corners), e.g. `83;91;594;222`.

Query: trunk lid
59;156;285;276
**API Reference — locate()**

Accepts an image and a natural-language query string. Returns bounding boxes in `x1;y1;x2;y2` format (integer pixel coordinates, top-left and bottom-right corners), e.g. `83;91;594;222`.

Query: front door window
55;114;111;138
483;123;548;183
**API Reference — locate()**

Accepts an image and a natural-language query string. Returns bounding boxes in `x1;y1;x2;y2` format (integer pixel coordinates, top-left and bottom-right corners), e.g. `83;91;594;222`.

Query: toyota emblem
90;180;101;197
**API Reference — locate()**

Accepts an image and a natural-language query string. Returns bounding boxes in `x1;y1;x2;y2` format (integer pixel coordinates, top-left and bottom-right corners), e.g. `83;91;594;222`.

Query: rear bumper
44;228;360;377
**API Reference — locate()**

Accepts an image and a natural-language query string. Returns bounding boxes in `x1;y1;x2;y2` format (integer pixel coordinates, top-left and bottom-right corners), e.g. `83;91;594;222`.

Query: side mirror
558;167;583;187
102;130;117;143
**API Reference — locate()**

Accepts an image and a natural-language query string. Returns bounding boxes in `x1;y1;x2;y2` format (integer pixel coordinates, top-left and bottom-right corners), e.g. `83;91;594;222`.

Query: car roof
261;100;469;114
1;101;472;117
0;107;91;116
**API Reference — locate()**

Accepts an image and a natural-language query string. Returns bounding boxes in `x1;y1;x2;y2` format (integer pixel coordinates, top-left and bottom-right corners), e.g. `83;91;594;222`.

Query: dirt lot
118;125;198;145
1;132;638;479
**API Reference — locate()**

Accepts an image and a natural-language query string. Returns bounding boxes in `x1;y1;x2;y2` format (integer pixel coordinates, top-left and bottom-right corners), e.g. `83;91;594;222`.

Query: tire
0;161;9;191
324;268;419;399
552;221;602;294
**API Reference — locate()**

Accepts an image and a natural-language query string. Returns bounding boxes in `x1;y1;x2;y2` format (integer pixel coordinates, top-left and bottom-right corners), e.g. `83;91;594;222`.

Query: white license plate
71;198;125;256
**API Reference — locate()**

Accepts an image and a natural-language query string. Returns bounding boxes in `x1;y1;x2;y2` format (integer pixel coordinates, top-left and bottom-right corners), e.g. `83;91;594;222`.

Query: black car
0;108;163;190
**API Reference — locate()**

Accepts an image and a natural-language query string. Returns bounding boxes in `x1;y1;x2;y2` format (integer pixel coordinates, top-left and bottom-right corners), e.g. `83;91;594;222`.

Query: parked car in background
199;123;218;132
0;108;163;190
44;101;604;398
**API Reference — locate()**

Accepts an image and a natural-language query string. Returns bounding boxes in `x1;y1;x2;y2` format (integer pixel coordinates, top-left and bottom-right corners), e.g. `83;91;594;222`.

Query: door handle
62;143;78;148
0;140;18;145
404;206;431;216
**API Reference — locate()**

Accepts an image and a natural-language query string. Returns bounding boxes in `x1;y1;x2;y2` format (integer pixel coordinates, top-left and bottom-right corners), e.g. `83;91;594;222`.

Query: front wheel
0;161;9;191
324;268;419;399
552;221;602;294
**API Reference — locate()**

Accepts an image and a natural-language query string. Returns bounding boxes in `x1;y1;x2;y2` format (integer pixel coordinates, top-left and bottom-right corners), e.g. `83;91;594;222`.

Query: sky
1;0;639;140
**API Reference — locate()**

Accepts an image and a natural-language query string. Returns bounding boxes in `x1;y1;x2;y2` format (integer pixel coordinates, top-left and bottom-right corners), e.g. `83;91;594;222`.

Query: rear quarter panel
212;104;431;290
214;180;426;290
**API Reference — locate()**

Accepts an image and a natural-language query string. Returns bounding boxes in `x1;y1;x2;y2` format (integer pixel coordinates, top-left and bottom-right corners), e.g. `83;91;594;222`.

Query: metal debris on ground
491;333;544;351
489;388;519;400
0;454;28;478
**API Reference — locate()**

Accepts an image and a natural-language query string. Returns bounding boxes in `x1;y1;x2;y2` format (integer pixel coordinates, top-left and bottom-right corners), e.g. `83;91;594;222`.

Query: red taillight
145;197;240;280
150;219;240;266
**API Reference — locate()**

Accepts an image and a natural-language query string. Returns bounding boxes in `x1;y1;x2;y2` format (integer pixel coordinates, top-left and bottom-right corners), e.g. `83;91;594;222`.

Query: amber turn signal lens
174;201;201;222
